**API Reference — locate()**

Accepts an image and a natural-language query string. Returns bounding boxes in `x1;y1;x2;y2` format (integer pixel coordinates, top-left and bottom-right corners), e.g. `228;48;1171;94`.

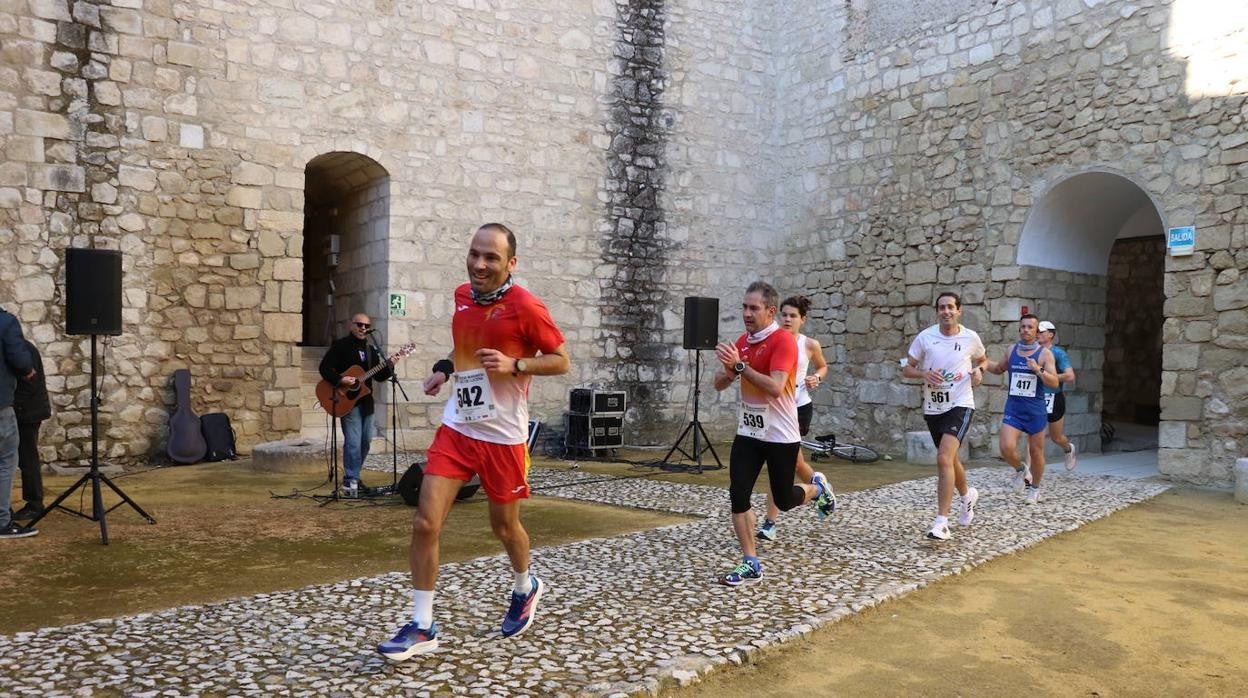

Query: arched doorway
1016;170;1166;457
302;152;390;346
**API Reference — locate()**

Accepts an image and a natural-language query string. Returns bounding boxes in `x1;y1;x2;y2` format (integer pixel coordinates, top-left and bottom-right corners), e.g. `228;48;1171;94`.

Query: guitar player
318;312;393;496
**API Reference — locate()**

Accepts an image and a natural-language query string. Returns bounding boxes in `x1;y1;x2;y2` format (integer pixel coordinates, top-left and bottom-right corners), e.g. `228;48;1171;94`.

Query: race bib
737;402;768;439
453;369;497;422
1009;371;1037;398
1045;392;1056;414
925;384;953;412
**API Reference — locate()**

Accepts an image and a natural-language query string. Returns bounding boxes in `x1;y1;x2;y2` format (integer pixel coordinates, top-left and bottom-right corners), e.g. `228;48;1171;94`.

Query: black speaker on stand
660;296;723;472
26;248;156;544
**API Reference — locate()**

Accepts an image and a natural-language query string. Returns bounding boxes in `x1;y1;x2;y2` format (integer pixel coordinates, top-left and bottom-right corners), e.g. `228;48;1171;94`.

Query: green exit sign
389;293;406;316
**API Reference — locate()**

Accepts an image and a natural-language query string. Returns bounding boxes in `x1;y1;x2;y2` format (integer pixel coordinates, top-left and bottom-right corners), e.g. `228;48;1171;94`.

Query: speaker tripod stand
659;349;723;473
26;335;155;544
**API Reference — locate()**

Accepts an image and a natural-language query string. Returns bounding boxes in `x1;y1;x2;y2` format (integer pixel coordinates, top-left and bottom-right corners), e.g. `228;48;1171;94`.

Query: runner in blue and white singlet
985;314;1059;504
1002;343;1048;435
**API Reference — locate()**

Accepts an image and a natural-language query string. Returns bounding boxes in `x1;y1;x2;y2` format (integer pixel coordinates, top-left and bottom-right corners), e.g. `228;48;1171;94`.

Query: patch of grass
1;458;688;634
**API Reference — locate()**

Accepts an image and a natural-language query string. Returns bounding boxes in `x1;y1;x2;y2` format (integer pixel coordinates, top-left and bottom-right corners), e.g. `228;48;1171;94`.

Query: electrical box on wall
323;234;340;255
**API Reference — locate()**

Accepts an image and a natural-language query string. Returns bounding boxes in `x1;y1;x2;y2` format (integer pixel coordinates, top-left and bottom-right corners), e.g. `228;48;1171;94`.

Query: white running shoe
1064;443;1078;472
1024;486;1040;505
1011;466;1029;492
958;487;978;526
926;518;951;541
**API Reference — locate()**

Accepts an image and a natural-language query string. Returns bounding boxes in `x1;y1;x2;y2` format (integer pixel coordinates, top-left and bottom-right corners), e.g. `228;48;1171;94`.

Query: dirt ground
8;451;1245;697
664;487;1248;697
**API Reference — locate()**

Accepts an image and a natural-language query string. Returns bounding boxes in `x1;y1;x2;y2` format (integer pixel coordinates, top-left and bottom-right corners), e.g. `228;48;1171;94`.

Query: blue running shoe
756;519;777;541
812;472;836;518
376;621;438;661
500;575;544;638
718;560;763;586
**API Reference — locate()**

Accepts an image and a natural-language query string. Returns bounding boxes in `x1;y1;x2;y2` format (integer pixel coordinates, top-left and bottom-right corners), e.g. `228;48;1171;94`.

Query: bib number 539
737;402;767;439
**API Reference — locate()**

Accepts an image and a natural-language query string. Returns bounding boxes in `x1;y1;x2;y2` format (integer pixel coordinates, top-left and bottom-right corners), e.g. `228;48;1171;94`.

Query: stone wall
2;0;1245;485
767;0;1247;485
1;0;618;461
607;0;781;442
1103;236;1164;423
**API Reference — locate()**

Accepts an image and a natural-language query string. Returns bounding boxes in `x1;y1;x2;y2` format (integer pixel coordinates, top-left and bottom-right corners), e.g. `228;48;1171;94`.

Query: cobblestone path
0;468;1167;697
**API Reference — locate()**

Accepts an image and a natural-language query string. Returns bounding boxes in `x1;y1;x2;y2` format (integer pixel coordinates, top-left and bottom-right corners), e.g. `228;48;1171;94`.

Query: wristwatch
514;359;529;376
732;361;747;375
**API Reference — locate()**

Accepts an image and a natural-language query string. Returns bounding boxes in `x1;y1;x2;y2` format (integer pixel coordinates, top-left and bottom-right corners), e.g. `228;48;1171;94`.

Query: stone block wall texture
2;0;1245;485
765;0;1247;486
0;0;623;460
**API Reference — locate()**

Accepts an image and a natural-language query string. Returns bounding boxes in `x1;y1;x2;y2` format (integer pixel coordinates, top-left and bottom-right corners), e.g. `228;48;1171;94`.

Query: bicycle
801;433;880;463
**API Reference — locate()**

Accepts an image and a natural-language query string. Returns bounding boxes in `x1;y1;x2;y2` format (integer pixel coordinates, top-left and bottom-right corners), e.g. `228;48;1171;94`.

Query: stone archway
1016;171;1166;456
301;152;391;346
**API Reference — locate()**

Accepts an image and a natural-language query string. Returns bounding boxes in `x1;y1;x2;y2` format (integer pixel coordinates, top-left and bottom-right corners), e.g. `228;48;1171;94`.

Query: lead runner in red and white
378;223;569;661
712;281;834;586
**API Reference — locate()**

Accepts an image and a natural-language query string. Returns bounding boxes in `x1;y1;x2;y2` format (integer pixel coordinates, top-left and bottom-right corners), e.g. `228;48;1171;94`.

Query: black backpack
200;412;238;462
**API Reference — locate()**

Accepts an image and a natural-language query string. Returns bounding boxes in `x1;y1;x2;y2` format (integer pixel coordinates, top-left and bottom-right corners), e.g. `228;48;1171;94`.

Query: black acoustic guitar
167;368;208;464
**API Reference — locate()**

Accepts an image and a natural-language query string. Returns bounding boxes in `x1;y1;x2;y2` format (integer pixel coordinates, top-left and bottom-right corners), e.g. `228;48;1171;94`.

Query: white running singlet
794;334;813;407
907;324;986;415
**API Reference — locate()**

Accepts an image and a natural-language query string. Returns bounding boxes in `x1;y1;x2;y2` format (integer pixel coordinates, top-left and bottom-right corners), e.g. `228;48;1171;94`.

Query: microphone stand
318;388;342;506
370;330;407;495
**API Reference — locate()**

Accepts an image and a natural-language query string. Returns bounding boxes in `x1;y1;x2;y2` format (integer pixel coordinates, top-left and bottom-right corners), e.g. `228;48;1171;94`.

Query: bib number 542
456;385;484;409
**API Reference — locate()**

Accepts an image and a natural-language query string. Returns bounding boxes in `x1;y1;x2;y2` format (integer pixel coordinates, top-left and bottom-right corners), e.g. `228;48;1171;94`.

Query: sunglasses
354;322;371;328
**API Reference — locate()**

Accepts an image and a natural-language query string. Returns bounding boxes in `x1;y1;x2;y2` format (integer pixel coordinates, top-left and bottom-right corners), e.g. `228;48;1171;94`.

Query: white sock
410;589;434;629
514;570;533;595
933;514;948;527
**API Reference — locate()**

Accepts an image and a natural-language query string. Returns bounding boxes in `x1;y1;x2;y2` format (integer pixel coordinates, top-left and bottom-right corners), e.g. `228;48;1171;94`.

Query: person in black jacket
318;313;393;495
0;306;36;539
13;339;50;521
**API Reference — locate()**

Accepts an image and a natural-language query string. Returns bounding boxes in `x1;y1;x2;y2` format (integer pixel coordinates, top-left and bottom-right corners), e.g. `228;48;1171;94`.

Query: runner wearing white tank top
757;297;833;543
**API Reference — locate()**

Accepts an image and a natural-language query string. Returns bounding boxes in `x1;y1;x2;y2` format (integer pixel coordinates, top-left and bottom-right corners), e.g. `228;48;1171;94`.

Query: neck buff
747;321;780;345
471;275;513;306
1016;340;1040;352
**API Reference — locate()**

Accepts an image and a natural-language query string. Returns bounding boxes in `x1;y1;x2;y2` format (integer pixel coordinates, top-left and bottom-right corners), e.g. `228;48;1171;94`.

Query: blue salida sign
1167;226;1195;256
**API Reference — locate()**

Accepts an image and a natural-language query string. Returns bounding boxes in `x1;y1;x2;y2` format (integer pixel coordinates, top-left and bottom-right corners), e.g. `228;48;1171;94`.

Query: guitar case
167;368;208;464
201;412;238;462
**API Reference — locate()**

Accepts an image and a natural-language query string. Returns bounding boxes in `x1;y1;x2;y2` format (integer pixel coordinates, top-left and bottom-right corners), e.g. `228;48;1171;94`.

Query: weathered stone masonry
765;0;1248;486
2;0;1245;487
599;0;678;416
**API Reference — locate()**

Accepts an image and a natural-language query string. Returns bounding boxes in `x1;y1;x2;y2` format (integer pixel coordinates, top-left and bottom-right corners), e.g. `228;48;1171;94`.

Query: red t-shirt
441;284;565;445
734;328;800;443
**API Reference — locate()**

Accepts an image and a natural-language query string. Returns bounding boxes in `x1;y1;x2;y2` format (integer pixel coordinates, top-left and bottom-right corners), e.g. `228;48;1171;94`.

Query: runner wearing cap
1037;320;1078;471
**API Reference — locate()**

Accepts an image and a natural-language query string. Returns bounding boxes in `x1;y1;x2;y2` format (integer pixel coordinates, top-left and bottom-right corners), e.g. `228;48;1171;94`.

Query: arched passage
1017;171;1166;455
302;152;391;346
1018;172;1164;274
